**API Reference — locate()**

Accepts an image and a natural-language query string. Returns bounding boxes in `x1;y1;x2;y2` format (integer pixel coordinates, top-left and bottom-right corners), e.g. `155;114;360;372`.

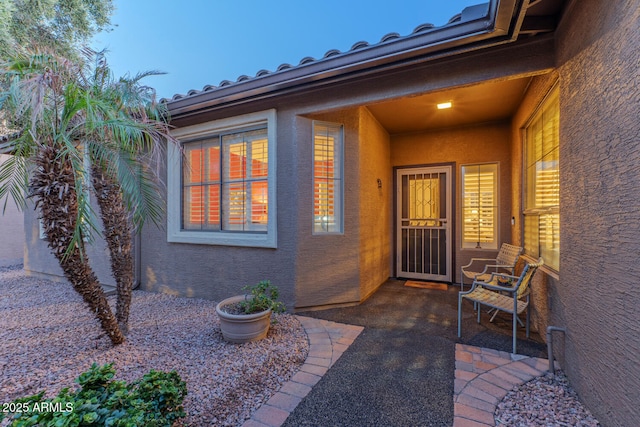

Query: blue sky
91;1;480;99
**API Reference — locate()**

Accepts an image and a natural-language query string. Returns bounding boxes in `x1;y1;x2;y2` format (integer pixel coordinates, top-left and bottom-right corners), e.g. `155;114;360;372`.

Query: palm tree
84;51;171;335
0;48;174;344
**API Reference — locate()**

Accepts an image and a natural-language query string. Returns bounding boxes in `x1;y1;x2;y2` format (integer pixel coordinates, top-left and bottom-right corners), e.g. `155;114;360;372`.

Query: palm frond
0;151;29;212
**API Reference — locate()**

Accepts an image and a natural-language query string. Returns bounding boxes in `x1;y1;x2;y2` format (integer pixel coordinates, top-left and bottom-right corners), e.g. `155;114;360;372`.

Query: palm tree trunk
91;166;134;334
31;146;124;345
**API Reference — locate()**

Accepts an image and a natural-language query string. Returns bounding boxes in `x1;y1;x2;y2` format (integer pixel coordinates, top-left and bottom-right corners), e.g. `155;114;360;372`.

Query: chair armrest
461;258;496;269
476;272;519;293
478;263;514;274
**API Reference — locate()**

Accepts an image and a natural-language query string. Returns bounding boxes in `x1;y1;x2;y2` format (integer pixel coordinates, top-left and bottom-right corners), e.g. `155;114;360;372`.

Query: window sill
167;230;276;248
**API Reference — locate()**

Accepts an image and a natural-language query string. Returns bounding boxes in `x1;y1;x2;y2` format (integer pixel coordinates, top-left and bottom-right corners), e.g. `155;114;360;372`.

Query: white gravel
495;371;601;426
2;264;603;427
0;265;309;427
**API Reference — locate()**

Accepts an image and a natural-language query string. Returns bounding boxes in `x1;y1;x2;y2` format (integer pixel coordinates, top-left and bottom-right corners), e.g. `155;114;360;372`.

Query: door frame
393;162;456;283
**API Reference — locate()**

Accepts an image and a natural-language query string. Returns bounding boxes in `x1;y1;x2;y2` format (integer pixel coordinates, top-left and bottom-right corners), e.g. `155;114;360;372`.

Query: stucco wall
358;107;392;300
140;110;299;307
391;122;513;285
0;154;24;266
23;198;116;286
294;108;362;308
553;0;640;425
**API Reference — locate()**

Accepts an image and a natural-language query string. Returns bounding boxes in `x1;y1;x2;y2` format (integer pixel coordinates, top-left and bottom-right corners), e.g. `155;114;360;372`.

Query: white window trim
167;109;277;248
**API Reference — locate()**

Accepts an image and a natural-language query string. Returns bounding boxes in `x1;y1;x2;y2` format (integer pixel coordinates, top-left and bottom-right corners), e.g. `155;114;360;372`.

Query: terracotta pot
215;295;272;343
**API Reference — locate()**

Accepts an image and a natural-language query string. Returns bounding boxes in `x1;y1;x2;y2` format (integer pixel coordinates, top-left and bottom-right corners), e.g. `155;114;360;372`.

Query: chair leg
526;305;530;338
512;310;517;354
477;303;481;323
457;295;463;338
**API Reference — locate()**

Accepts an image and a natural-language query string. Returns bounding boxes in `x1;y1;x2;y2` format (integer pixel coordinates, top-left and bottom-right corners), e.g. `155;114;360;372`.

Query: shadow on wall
145;266;196;298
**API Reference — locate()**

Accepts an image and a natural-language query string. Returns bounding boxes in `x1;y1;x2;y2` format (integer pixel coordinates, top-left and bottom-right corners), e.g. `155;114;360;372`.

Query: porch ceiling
366;76;532;134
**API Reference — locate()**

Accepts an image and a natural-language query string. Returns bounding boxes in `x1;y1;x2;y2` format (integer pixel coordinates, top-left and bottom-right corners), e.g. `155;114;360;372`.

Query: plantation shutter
222;129;269;232
462;164;498;249
313;122;343;234
524;86;560;270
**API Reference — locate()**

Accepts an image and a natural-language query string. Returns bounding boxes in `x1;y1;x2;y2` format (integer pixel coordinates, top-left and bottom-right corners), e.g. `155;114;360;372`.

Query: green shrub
0;363;187;427
240;280;286;314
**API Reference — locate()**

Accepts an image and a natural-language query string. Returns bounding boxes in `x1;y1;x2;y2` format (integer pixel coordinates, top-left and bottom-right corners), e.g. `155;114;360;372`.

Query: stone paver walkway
453;344;551;426
243;317;552;427
242;316;364;427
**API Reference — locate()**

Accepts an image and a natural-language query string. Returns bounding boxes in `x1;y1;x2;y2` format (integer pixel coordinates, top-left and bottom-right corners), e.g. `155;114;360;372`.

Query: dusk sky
91;1;480;99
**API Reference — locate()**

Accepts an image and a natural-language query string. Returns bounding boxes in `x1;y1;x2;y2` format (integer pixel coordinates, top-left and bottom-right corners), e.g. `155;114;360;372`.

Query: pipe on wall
546;325;566;373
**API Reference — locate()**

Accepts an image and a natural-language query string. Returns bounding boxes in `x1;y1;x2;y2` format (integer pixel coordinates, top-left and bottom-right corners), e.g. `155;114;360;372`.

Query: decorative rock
0;265;309;426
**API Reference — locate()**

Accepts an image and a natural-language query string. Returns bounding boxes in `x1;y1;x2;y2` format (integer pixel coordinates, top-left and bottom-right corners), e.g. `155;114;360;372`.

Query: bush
0;363;187;427
239;280;286;315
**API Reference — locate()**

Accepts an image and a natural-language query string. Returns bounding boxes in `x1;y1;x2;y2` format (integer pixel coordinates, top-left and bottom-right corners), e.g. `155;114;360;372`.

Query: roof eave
168;0;526;120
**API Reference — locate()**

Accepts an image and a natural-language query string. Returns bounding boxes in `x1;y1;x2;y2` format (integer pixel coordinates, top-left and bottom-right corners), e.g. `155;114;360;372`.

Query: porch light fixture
437;101;452;109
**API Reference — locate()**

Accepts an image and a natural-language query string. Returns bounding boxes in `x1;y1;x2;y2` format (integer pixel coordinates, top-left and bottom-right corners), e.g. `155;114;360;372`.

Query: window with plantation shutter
167;109;277;248
523;86;559;270
183;128;268;232
462;163;498;249
313;122;343;234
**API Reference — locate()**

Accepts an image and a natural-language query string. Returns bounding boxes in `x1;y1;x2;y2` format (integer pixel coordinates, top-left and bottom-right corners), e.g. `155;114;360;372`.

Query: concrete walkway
243;317;551;427
242;316;364;427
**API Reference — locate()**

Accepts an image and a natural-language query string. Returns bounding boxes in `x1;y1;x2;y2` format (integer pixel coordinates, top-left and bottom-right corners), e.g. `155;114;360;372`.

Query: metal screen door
396;166;452;281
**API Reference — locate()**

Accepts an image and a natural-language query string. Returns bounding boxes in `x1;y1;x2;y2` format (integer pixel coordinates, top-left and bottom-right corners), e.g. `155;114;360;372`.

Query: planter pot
215;295;272;343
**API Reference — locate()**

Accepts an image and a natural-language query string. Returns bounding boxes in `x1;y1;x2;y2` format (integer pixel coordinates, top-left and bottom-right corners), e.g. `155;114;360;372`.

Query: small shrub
239;280;286;314
0;363;187;427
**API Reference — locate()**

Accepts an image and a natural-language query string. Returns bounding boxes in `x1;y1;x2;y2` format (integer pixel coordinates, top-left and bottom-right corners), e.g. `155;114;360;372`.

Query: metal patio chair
457;257;543;354
460;243;523;291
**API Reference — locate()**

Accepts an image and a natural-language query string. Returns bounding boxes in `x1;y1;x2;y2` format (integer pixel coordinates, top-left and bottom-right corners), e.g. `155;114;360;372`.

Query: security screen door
396;166;452;281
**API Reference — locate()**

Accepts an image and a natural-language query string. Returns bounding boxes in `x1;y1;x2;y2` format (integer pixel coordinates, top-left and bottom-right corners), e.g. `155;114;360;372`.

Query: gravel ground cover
0;265;309;426
495;371;601;426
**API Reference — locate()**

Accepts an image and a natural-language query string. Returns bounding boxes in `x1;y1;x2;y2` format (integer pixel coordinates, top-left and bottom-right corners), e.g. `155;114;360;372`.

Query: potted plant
215;280;286;343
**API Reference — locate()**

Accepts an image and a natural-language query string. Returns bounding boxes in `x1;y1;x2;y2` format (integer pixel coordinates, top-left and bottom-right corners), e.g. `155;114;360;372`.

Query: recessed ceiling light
437;101;452;110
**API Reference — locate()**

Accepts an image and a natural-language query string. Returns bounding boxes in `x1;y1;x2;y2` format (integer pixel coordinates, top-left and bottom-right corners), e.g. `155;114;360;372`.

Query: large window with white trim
167;110;277;247
462;163;498;249
313;122;343;234
183;128;268;232
524;86;559;270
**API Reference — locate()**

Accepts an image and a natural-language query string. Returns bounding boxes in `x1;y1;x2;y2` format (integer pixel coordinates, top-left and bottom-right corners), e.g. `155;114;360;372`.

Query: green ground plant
0;363;187;427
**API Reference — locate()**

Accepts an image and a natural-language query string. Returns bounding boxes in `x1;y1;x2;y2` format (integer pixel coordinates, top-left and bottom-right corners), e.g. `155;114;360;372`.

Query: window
183;129;268;232
167;110;277;247
523;86;559;270
313;122;343;234
461;163;498;249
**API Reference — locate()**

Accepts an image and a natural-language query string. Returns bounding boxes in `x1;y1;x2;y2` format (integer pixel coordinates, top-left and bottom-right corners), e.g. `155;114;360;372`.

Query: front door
396;166;452;282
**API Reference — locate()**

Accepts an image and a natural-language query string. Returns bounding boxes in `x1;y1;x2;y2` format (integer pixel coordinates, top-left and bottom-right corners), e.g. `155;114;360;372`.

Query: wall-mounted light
437;101;452;110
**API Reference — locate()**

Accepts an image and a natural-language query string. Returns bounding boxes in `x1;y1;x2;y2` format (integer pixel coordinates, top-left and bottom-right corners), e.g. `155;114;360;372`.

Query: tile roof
161;5;479;103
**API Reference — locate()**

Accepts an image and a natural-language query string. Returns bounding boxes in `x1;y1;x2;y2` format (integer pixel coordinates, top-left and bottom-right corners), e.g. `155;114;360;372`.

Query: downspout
546;326;566;373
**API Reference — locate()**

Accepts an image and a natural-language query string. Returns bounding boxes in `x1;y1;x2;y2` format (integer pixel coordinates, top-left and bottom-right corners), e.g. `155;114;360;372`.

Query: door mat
404;281;449;291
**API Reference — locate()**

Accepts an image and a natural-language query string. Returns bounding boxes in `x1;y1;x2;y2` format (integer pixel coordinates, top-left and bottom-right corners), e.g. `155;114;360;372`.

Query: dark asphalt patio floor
283;279;546;427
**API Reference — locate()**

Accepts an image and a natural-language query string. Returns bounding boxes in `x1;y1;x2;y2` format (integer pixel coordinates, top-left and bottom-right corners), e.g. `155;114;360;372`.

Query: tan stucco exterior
392;122;513;283
21;1;640;424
